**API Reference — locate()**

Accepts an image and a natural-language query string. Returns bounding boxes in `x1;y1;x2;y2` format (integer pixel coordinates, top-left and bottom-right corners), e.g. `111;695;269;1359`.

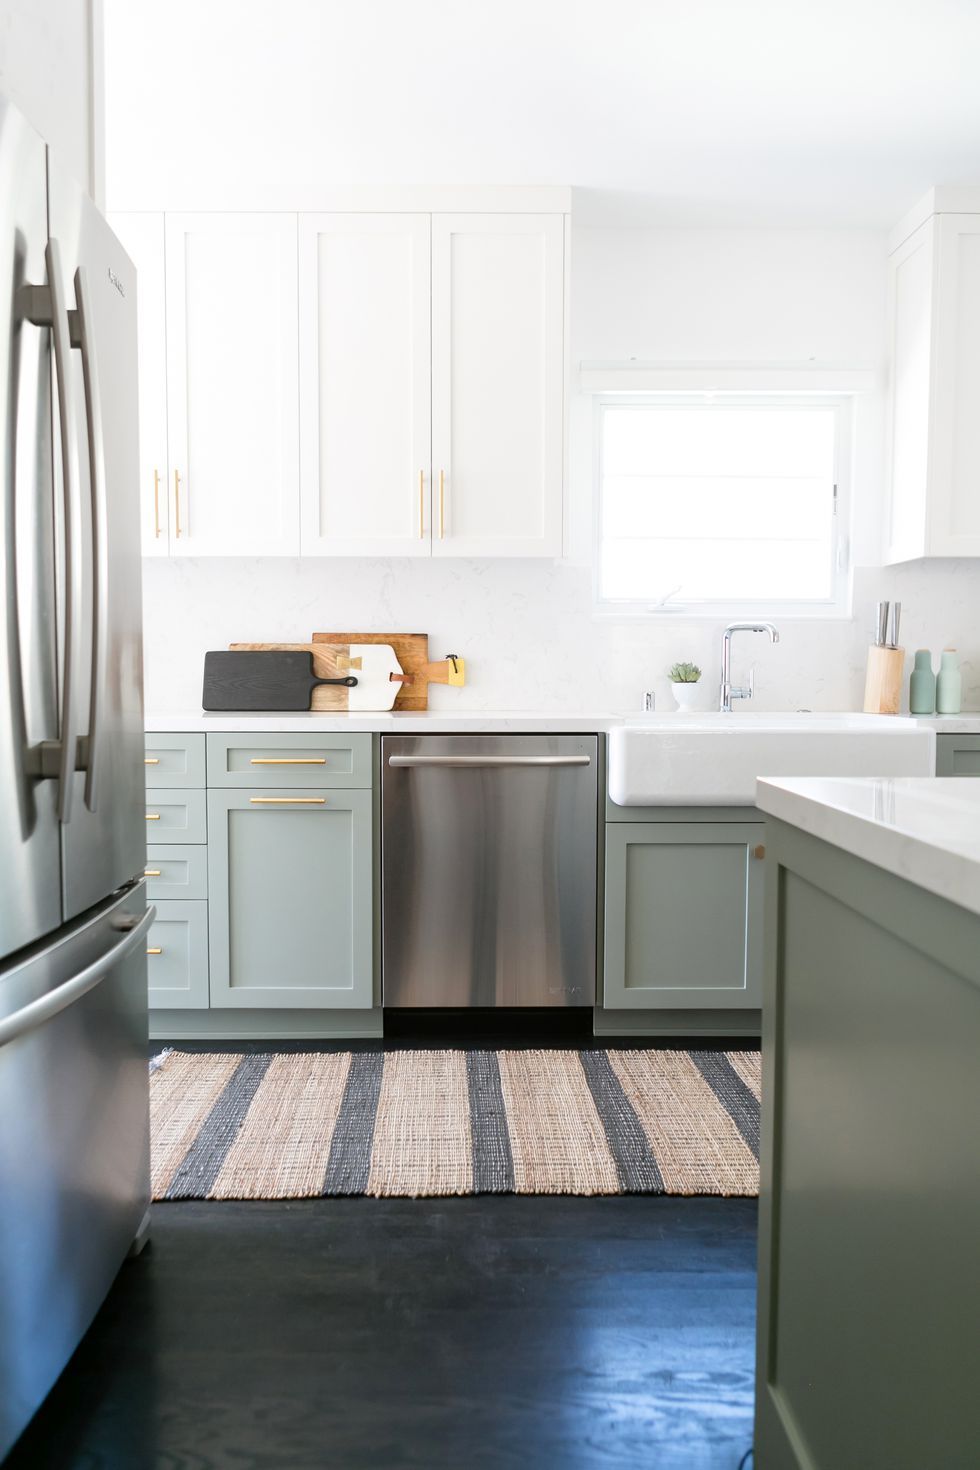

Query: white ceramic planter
671;681;703;712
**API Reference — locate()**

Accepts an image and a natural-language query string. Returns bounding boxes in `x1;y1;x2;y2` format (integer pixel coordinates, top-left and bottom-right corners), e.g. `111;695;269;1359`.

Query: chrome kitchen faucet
720;622;780;712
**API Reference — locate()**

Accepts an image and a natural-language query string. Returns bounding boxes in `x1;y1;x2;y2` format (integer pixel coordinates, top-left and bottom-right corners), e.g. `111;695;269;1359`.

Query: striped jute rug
150;1048;761;1201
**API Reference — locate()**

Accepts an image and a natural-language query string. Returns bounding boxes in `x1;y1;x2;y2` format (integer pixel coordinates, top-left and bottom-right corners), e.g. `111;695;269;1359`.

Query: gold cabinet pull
249;797;326;805
439;469;445;539
174;469;182;538
752;844;766;860
418;469;425;538
144;869;162;877
145;813;161;820
153;468;162;538
144;757;160;765
146;947;162;955
250;757;327;765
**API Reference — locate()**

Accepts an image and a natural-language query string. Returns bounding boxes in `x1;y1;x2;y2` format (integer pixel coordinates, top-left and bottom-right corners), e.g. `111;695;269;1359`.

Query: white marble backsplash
141;555;980;716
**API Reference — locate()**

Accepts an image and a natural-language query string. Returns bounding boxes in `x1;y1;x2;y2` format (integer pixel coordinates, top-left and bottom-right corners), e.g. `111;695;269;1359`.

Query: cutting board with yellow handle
228;642;403;711
311;632;465;710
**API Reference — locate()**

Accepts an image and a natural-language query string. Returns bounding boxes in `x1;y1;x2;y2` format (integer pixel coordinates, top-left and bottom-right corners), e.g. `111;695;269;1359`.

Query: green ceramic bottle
909;650;936;715
936;649;962;716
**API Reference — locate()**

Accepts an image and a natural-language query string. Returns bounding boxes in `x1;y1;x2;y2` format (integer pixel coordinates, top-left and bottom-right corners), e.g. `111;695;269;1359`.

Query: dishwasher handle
387;754;591;769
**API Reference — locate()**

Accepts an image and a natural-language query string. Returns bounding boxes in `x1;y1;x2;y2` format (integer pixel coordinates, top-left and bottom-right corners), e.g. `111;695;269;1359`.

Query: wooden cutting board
312;632;431;710
227;642;402;712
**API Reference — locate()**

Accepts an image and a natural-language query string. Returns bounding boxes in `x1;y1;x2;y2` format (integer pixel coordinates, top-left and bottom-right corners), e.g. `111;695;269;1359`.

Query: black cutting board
202;651;357;711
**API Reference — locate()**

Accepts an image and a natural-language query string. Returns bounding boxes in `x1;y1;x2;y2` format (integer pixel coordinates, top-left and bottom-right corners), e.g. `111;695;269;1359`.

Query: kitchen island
753;776;980;1470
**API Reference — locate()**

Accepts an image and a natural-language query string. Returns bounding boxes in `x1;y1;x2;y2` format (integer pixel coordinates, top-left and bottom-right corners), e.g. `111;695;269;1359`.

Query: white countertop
144;708;980;735
757;776;980;917
144;709;624;733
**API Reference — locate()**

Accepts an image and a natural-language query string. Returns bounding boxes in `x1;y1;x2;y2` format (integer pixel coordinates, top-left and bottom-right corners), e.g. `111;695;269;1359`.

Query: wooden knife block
863;646;905;715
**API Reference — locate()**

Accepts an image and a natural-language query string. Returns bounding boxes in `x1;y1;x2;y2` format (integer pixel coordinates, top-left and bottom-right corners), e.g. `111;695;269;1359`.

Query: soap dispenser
936;649;962;716
909;650;936;715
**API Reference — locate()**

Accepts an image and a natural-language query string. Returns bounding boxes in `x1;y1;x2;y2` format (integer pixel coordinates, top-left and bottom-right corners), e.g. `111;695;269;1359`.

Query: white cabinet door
885;220;933;564
930;214;980;555
108;211;169;556
299;213;431;555
165;214;300;556
431;214;564;558
886;209;980;563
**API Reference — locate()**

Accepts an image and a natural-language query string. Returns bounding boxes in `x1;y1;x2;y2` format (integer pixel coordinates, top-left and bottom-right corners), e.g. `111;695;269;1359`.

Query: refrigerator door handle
19;240;84;823
0;904;154;1050
71;267;108;813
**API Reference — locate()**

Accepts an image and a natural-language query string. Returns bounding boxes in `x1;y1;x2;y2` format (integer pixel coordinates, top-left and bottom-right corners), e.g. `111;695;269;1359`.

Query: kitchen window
595;395;849;616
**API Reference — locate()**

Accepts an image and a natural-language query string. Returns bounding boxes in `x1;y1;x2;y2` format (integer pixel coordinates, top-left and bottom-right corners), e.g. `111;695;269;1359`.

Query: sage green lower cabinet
207;788;373;1008
603;822;764;1010
756;819;980;1468
146;900;209;1009
936;733;980;776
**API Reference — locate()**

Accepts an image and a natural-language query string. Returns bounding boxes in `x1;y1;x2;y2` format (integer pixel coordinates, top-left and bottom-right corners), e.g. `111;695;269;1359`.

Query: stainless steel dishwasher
382;735;599;1007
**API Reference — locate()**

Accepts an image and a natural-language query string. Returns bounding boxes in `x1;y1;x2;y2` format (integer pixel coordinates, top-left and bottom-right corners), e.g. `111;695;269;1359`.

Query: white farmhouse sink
608;713;936;806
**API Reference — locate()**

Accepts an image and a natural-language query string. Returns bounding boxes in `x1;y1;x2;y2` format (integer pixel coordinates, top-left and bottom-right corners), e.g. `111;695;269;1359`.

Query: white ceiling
104;0;980;225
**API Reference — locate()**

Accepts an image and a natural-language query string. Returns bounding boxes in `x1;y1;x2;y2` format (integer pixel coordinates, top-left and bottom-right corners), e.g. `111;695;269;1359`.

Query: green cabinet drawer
207;733;373;789
144;844;208;901
144;789;207;844
936;734;980;776
207;788;373;1008
144;733;206;788
604;822;765;1010
146;900;209;1009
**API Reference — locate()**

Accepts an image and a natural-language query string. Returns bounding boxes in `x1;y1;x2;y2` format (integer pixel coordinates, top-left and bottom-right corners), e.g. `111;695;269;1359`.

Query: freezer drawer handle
0;906;156;1050
387;755;592;768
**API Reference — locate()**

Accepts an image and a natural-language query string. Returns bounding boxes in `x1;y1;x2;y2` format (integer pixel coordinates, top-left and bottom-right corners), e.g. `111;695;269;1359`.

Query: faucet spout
720;622;780;713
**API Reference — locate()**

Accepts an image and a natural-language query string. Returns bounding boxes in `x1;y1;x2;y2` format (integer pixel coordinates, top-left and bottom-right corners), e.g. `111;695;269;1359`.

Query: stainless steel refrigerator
0;95;151;1459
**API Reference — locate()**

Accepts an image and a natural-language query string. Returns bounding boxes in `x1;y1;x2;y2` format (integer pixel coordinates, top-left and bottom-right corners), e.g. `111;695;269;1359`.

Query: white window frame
592;392;853;621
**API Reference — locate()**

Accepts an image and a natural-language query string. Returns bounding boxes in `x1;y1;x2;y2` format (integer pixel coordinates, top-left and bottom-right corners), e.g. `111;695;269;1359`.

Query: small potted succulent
668;660;703;712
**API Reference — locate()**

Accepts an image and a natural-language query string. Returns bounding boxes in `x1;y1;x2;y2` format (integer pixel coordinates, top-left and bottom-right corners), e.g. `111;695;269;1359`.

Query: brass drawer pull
249;797;326;805
145;813;161;821
144;869;162;877
752;844;766;860
249;757;327;765
146;947;162;955
144;757;160;765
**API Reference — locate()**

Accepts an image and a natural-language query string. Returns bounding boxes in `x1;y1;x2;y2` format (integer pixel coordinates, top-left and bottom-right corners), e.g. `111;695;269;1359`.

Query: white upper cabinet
431;214;565;557
118;195;567;561
886;190;980;562
299;214;431;555
165;214;300;556
109;212;170;556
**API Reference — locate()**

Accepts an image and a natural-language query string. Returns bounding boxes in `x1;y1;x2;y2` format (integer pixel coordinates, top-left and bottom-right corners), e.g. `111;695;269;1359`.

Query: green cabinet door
936;734;980;776
207;788;373;1008
146;900;209;1009
603;822;765;1009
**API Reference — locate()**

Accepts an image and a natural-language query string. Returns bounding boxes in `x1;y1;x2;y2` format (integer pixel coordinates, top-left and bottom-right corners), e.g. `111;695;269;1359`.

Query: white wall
0;0;100;197
142;223;980;714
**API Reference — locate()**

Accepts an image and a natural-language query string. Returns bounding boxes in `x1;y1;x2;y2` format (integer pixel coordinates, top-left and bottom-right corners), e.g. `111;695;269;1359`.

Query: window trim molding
592;391;854;622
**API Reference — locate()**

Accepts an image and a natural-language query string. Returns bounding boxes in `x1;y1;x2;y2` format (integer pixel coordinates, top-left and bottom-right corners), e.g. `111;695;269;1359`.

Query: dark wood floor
6;1193;757;1470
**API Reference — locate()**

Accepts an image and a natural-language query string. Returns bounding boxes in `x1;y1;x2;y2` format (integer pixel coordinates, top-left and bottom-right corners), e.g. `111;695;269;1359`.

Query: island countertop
756;775;980;918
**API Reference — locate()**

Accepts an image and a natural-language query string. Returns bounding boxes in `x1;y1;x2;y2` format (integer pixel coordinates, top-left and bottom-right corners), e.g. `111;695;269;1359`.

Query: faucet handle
643;691;656;712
